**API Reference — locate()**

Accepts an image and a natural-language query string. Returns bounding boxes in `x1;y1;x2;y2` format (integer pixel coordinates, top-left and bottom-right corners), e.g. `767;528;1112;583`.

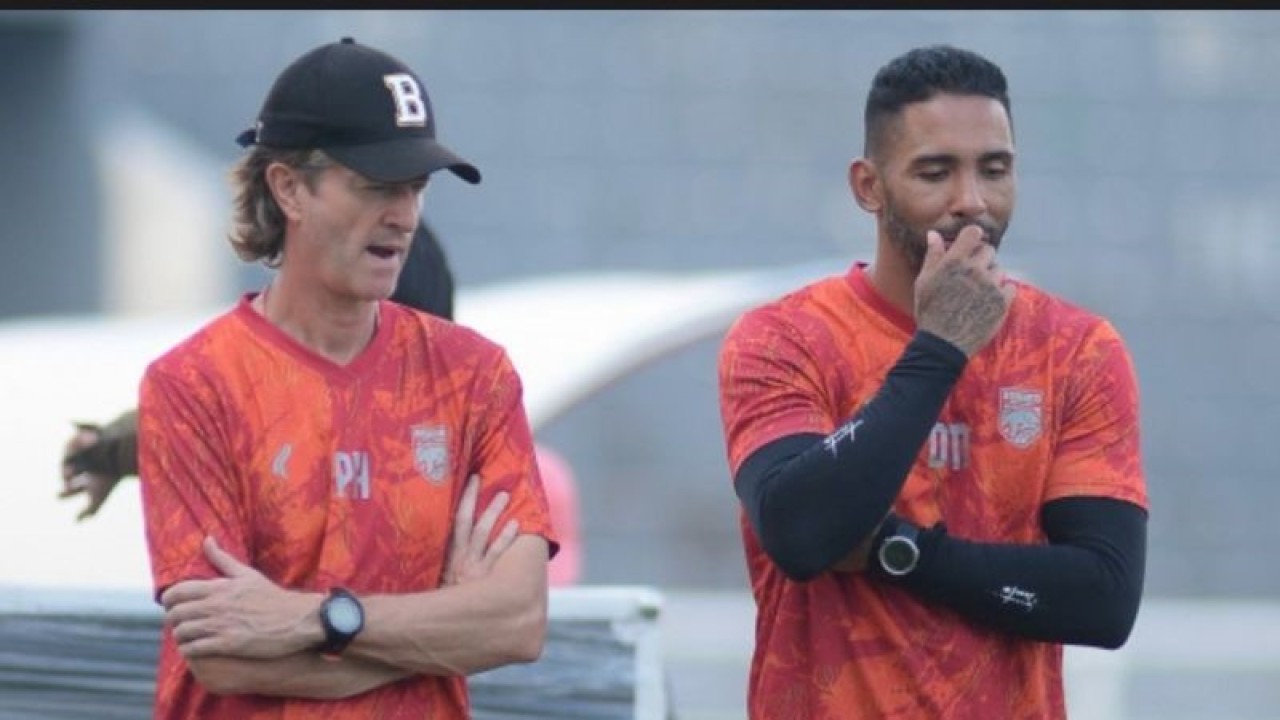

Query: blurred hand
60;423;125;521
443;474;519;586
914;225;1017;357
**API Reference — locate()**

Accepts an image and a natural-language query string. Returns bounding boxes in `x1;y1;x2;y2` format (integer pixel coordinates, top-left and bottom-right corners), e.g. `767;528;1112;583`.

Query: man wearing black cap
134;38;557;718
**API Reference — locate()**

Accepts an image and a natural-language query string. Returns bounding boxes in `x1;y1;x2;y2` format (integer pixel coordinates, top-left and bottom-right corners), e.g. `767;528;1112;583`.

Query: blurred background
2;9;1278;719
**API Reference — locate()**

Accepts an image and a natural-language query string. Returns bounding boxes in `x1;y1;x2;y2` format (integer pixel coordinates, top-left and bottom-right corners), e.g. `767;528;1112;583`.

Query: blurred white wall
96;108;230;315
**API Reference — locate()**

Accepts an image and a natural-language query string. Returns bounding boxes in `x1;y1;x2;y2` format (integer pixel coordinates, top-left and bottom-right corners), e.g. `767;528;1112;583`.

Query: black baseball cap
235;37;480;185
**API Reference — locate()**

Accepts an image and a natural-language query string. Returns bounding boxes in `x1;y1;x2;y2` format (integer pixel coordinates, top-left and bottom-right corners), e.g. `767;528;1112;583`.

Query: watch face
881;537;919;575
327;596;363;634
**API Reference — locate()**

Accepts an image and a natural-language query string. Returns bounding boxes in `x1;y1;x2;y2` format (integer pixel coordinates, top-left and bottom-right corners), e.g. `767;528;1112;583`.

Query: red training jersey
718;263;1147;720
138;295;556;719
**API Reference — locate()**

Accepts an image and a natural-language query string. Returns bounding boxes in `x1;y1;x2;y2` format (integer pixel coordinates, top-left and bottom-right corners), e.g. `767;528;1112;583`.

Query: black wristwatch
876;515;922;577
317;587;365;657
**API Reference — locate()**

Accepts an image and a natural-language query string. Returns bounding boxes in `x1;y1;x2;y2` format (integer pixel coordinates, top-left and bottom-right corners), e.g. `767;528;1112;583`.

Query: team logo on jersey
412;424;449;485
998;387;1043;449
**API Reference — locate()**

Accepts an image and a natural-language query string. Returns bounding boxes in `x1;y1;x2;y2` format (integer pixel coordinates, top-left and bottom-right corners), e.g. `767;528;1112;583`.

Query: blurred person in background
717;44;1148;719
126;37;556;718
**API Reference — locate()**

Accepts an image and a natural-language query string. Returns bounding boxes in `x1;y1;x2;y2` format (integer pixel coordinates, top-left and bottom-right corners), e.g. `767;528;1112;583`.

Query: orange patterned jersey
138;295;556;720
718;263;1146;720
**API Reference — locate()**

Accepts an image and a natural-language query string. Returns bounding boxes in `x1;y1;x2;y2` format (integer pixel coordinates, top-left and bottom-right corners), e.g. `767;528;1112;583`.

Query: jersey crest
998;387;1043;449
412;424;449;484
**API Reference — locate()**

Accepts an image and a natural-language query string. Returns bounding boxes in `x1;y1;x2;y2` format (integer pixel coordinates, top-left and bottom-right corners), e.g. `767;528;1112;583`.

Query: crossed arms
729;328;1146;649
723;233;1147;649
159;475;550;698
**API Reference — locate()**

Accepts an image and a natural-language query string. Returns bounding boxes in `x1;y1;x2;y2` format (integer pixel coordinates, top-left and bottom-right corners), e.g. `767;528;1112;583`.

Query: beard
883;197;1008;275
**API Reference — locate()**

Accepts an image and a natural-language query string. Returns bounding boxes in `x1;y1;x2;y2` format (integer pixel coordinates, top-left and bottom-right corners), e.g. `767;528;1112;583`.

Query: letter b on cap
383;73;428;127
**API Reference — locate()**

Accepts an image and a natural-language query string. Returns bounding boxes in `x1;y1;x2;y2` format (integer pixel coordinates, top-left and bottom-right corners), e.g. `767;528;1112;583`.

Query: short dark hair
864;45;1011;159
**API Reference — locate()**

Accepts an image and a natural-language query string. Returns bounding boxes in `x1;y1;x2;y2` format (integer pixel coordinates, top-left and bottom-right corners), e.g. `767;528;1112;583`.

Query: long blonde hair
226;147;335;267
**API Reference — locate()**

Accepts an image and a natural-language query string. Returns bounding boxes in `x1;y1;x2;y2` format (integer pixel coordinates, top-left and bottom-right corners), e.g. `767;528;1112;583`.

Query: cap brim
325;136;481;185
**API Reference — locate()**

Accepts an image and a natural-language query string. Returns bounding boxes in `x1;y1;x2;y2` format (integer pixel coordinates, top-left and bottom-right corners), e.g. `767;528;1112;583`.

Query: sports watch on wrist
317;587;365;657
876;516;922;577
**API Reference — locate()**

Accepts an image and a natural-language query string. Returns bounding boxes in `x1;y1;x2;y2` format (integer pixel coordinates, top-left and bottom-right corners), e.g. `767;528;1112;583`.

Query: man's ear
849;157;883;214
264;162;305;221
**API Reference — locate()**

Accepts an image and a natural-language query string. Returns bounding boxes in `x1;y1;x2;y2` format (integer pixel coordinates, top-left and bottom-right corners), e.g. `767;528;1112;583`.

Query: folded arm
167;476;548;696
182;535;549;696
349;534;550;676
885;496;1147;649
733;330;967;581
187;651;410;699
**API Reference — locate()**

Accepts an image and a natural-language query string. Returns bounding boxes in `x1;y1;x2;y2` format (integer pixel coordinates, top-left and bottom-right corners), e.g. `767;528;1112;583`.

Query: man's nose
384;187;421;233
950;171;987;218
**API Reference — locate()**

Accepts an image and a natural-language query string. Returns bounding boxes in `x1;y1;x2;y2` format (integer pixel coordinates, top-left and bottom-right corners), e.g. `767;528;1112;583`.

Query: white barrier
6;585;1280;719
1064;598;1280;720
0;584;667;720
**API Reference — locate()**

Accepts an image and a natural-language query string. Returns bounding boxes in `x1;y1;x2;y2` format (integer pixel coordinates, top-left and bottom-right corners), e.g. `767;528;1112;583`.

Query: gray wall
6;10;1278;598
0;13;101;317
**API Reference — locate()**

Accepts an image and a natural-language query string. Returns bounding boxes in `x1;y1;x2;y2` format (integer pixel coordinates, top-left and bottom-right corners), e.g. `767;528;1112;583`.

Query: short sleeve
138;363;251;600
1044;320;1148;509
468;349;559;558
717;308;835;477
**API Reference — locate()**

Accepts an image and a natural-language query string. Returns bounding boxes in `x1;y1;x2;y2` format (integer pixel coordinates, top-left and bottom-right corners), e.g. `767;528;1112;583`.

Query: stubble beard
883;199;1007;276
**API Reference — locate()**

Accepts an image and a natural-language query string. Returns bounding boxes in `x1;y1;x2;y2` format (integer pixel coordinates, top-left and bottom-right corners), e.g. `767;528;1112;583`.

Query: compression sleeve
733;330;967;581
888;496;1147;649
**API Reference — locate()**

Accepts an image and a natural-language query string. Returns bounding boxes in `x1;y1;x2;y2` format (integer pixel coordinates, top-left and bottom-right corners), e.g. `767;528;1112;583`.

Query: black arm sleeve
733;330;967;581
891;496;1148;649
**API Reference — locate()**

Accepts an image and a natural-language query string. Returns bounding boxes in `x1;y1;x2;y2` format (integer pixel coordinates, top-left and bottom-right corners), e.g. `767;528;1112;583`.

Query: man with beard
717;45;1147;719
